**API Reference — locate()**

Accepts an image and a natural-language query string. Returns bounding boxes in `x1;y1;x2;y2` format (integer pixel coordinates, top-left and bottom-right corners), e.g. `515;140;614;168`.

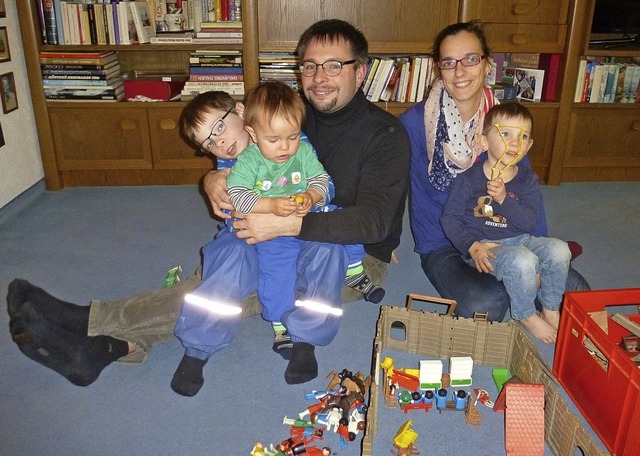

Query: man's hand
468;241;500;273
203;169;233;219
232;212;302;244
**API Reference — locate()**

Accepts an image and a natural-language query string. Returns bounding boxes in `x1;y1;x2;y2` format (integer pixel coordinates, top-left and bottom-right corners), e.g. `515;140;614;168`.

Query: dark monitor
591;0;640;34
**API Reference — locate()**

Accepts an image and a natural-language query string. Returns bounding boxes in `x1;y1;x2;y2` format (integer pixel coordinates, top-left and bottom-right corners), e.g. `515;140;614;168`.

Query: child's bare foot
541;308;560;330
520;314;557;344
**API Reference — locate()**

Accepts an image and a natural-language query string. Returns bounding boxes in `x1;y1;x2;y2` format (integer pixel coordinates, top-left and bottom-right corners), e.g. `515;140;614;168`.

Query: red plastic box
123;73;187;101
553;289;640;456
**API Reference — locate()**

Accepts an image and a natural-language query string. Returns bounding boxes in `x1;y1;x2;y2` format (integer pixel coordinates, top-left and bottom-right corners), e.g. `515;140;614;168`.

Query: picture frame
0;72;18;113
0;1;5;19
0;27;10;63
0;122;5;149
513;67;545;102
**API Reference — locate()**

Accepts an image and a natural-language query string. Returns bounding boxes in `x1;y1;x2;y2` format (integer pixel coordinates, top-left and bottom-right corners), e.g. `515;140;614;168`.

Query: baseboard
0;179;46;226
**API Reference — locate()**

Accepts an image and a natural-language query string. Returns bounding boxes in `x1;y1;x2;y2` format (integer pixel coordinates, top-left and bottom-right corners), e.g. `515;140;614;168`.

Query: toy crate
553;289;640;456
362;294;608;456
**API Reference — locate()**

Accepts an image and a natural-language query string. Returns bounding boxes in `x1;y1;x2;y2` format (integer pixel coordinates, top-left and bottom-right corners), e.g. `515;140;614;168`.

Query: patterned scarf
424;79;496;191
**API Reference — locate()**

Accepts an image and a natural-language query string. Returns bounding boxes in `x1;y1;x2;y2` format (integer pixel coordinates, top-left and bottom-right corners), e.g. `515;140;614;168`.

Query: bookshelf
549;0;640;183
16;0;640;190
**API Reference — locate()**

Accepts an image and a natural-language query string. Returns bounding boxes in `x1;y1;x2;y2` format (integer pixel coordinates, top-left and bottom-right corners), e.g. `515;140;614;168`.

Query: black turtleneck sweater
300;90;410;263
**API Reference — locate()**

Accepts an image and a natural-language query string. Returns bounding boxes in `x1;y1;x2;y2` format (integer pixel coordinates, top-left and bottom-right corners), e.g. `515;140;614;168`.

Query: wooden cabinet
16;0;640;189
48;104;214;186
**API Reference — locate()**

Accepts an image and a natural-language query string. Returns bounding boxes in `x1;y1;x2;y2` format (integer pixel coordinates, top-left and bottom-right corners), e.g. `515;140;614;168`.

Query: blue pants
174;229;348;360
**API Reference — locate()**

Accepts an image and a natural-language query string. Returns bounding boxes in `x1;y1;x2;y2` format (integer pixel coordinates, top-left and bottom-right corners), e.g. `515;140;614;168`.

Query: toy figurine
390;442;420;456
251;442;266;456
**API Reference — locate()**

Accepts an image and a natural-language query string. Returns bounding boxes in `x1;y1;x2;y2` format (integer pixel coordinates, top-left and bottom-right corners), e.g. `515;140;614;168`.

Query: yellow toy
489;123;524;180
393;420;418;448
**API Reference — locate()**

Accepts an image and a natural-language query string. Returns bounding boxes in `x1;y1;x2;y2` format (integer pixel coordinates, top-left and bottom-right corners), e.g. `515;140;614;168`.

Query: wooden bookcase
549;0;640;183
16;0;640;190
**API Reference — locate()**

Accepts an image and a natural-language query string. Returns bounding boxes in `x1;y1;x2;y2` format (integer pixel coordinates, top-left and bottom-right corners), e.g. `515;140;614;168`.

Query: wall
0;0;43;209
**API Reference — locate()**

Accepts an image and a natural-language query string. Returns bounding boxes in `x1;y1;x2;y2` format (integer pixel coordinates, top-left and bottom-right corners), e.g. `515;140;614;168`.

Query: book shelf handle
632;121;640;131
511;3;532;15
510;34;529;45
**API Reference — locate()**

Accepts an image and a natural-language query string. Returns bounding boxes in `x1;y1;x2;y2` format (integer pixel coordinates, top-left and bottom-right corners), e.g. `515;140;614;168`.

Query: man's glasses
437;54;485;70
299;59;357;77
200;107;233;153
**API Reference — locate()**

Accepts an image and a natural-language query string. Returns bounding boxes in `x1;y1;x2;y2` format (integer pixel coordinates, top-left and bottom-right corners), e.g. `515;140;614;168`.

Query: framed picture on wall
0;1;5;19
0;27;9;63
0;72;17;113
0;122;5;148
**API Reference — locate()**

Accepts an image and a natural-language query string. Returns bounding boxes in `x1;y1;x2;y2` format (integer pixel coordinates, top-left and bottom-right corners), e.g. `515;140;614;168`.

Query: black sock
7;279;90;335
344;272;386;303
284;342;318;385
171;354;208;397
9;301;128;386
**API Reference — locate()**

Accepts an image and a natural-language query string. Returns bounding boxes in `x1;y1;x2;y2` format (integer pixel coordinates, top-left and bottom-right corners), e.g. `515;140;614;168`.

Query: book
39;53;118;66
629;65;640;103
43;0;59;44
195;31;242;38
39;51;117;60
366;58;394;102
574;59;587;102
199;21;242;28
588;64;605;103
614;64;627;103
505;53;540;69
597;63;610;103
415;57;430;102
361;58;381;95
379;60;401;102
188;66;244;75
52;0;65;45
538;53;561;102
44;85;124;101
189;73;243;81
129;1;155;44
407;56;422;102
603;63;619;103
513;67;544;101
43;76;121;87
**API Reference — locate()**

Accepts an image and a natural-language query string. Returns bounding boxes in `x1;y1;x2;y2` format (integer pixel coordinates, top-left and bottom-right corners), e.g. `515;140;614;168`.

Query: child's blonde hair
243;81;306;131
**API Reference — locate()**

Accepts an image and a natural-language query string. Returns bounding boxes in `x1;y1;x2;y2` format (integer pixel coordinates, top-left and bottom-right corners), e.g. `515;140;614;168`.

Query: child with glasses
440;103;571;344
172;86;384;394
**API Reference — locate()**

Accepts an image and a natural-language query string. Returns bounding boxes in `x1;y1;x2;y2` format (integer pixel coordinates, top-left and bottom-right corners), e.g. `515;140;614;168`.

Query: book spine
43;0;60;44
189;73;243;81
43;78;118;86
41;62;116;70
188;66;243;74
52;0;65;45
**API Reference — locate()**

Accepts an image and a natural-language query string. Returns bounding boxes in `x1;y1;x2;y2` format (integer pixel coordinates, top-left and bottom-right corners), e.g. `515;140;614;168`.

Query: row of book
362;55;436;103
574;56;640;104
39;0;243;45
40;0;155;45
182;50;244;100
259;53;301;91
40;51;125;101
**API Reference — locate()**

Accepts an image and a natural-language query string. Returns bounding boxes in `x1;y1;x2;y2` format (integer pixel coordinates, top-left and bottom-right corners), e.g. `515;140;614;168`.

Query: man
7;20;410;392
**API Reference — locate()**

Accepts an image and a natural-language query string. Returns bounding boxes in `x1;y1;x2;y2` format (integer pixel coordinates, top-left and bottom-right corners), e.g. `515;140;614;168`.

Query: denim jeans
463;235;571;321
421;244;590;323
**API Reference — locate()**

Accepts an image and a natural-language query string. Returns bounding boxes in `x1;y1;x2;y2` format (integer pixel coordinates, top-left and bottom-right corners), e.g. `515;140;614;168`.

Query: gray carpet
1;180;638;455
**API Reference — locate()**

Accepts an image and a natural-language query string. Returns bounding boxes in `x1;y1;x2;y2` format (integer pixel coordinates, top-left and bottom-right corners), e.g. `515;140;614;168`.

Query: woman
399;21;589;322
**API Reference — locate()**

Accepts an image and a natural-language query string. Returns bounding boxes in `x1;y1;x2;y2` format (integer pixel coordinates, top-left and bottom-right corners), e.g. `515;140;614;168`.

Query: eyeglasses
299;59;357;77
437;54;485;70
200;107;233;153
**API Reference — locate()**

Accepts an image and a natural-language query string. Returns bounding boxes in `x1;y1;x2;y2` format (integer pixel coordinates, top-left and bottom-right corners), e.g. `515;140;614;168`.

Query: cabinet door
148;107;215;170
49;106;153;170
563;107;640;181
460;0;570;25
257;0;458;53
459;0;570;53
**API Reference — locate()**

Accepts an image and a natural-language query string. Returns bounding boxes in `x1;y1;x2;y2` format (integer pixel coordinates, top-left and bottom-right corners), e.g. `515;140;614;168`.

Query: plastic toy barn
553;289;640;456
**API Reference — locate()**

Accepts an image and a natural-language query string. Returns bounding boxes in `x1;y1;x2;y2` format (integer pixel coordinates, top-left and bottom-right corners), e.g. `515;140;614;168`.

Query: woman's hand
203;169;233;218
468;241;500;273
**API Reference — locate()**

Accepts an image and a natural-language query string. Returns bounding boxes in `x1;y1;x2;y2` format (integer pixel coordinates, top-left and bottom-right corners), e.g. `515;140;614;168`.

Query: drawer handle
160;119;176;130
120;119;137;130
632;120;640;131
512;3;531;15
510;33;528;45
